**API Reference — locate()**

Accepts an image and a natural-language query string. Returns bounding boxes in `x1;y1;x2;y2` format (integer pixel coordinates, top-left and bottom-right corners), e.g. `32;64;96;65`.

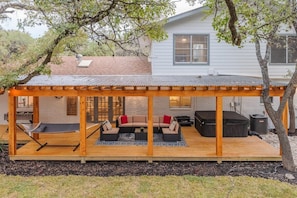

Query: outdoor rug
96;133;187;147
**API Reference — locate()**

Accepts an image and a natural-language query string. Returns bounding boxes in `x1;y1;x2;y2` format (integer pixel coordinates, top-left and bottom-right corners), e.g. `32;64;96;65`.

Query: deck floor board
0;124;281;162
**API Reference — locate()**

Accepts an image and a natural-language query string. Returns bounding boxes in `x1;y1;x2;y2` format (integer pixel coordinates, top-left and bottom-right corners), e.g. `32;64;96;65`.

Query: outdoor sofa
116;115;173;133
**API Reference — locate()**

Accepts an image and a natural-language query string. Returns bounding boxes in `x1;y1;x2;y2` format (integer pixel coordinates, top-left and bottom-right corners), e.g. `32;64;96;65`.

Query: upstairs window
174;34;209;64
271;35;297;64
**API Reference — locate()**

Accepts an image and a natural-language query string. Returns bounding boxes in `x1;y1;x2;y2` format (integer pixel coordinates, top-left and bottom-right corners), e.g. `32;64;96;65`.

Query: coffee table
134;128;147;140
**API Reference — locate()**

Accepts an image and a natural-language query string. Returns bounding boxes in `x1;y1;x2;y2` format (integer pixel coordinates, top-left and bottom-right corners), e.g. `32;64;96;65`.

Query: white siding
0;95;79;124
125;96;197;120
125;96;148;115
39;97;79;123
152;12;296;78
0;93;8;125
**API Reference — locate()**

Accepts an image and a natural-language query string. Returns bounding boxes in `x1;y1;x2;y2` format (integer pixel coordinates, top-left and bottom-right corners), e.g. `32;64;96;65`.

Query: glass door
86;96;124;123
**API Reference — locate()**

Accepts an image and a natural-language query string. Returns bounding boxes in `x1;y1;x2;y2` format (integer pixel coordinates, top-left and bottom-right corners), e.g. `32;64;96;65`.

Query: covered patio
2;124;281;162
7;75;287;162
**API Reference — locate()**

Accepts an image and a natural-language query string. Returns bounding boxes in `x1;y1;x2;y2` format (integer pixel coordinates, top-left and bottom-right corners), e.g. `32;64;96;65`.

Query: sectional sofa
116;115;173;133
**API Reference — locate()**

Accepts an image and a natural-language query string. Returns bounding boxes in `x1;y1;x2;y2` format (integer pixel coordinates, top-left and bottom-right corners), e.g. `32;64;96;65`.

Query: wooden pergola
7;75;288;161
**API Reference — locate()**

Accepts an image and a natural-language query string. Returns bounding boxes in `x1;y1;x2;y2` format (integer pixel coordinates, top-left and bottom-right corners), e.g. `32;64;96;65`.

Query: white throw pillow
105;120;112;130
169;121;177;131
102;124;108;131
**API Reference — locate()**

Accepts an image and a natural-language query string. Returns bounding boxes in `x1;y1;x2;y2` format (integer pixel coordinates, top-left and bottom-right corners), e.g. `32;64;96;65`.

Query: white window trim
173;34;209;65
270;35;297;65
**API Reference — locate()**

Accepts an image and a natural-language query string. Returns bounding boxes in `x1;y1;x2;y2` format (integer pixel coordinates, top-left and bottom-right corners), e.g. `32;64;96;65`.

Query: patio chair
162;121;181;142
99;120;119;141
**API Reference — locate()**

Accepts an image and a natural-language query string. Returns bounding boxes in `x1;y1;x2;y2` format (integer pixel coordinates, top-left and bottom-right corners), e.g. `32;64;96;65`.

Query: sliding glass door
86;97;124;123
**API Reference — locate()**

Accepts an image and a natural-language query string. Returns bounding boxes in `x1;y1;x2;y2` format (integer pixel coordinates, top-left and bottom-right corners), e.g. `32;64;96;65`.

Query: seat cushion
102;128;119;134
162;128;177;134
159;123;170;128
153;116;160;123
133;115;146;123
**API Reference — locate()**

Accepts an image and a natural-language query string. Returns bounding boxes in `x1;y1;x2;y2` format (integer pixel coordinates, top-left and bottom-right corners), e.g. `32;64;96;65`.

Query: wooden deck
0;124;281;162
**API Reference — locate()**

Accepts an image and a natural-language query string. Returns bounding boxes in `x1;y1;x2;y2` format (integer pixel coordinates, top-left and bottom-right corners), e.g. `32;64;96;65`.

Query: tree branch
224;0;241;46
17;29;74;85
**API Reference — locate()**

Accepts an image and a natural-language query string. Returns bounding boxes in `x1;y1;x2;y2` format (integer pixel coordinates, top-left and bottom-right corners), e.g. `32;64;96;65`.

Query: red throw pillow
121;115;128;124
163;115;171;124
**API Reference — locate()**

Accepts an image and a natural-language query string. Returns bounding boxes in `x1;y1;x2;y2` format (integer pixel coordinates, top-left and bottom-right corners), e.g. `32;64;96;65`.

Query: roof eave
167;6;208;24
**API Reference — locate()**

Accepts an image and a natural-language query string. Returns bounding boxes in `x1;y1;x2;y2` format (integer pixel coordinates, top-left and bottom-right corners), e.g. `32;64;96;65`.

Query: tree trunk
255;40;296;172
288;88;296;134
270;113;296;171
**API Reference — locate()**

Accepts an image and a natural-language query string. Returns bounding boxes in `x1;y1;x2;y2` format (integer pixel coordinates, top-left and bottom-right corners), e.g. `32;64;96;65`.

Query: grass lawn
0;175;296;198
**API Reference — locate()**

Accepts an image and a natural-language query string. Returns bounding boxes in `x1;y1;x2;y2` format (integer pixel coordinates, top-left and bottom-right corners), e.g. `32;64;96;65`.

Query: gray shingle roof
21;75;286;87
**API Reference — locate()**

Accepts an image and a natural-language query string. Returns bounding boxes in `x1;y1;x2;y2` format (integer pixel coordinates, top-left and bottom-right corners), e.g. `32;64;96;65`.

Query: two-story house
3;6;291;162
1;6;295;128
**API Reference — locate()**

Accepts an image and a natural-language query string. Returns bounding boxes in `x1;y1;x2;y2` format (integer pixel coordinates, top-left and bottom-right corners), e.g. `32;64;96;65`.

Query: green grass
0;175;296;198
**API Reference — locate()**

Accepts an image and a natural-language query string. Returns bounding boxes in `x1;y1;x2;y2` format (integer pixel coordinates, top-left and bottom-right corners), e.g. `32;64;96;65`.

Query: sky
175;0;200;14
2;0;200;38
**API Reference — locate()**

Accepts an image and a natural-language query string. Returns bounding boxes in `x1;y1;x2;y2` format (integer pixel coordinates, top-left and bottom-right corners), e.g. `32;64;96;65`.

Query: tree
0;0;175;89
0;30;34;63
50;29;115;56
189;0;296;171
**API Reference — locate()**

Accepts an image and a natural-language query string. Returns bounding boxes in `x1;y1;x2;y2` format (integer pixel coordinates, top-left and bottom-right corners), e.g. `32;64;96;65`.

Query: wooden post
147;96;154;156
79;96;87;156
8;91;17;156
216;96;223;158
33;96;40;139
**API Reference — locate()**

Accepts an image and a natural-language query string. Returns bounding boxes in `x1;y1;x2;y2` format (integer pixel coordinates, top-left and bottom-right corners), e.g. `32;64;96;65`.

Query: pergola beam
9;86;285;97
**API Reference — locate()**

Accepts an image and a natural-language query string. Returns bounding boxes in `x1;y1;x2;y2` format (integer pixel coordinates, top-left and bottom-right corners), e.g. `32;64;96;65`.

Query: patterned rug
96;133;187;147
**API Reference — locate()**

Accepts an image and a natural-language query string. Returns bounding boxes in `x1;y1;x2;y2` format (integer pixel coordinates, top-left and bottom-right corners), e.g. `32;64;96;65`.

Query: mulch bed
0;145;296;185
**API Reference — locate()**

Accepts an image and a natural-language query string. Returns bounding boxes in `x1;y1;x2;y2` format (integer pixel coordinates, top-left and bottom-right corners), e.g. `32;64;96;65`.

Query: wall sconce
55;96;63;99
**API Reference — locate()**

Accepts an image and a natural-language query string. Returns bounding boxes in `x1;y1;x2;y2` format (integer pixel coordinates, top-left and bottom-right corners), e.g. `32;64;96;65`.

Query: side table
134;128;147;140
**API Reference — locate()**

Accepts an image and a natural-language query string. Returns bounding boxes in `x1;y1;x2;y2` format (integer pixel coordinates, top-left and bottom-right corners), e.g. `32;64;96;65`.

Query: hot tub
194;111;249;137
